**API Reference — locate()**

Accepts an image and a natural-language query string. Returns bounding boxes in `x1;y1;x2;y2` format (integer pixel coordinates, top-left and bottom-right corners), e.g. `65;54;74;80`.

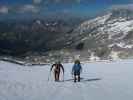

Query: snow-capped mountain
75;9;133;40
70;6;133;60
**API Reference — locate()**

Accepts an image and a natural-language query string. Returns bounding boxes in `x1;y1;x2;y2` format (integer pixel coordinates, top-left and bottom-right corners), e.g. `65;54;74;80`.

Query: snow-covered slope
0;60;133;100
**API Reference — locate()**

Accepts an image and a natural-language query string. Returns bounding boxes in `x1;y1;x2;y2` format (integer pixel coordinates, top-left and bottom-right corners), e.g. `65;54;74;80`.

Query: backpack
73;64;81;72
54;64;60;72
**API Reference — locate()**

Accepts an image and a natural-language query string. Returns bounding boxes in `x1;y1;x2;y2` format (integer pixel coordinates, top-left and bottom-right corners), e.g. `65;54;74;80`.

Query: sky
0;0;133;18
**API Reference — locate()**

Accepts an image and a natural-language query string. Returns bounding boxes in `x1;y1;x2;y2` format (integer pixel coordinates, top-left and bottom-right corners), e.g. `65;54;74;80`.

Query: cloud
54;0;81;3
17;4;40;13
33;0;42;4
0;4;41;14
111;4;133;10
32;0;81;4
0;6;9;14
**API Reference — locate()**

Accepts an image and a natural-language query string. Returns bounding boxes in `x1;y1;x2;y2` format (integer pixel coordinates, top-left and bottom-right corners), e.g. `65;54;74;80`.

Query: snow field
0;60;133;100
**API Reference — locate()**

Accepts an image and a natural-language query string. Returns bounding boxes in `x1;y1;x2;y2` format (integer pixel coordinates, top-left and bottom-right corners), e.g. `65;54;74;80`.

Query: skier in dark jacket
72;60;82;82
51;61;64;81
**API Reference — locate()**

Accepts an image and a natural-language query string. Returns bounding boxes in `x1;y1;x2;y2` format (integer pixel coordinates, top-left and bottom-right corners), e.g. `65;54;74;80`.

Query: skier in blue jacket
72;60;82;82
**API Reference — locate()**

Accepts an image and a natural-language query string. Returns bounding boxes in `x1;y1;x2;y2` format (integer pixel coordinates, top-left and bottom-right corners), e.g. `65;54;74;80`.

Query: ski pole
48;70;51;81
63;73;64;82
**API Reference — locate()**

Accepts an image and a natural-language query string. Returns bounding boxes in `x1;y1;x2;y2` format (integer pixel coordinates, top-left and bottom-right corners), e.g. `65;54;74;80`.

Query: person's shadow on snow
64;77;101;82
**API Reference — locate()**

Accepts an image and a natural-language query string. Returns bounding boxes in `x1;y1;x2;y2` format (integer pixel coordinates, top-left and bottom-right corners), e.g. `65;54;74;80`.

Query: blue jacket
72;64;82;73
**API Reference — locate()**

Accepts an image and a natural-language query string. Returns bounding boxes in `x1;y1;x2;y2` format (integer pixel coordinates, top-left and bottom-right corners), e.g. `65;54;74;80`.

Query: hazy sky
0;0;133;18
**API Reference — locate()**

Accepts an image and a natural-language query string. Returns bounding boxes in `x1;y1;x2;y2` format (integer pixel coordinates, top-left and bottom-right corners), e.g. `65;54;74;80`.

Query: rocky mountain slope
0;17;84;56
1;5;133;62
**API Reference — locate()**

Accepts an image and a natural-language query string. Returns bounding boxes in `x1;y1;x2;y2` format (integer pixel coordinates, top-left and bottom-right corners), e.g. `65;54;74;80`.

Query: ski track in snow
0;60;133;100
